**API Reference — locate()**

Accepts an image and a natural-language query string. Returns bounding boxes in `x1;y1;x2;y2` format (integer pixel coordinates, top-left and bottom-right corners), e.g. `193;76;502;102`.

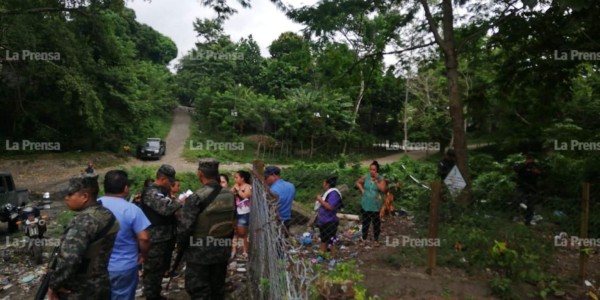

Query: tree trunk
421;0;471;206
342;71;365;155
310;135;314;158
441;0;471;206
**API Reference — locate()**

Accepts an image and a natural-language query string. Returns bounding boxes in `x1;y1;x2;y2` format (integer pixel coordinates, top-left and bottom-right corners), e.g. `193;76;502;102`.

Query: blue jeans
109;265;139;300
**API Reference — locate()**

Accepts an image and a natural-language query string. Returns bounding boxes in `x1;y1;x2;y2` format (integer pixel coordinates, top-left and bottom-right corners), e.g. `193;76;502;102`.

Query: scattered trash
300;232;314;246
20;274;35;283
553;210;566;218
236;268;246;273
135;287;143;298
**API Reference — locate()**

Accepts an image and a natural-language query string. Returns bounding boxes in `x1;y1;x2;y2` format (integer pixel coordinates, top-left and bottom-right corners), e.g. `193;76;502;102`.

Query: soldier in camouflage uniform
177;158;236;300
140;164;182;300
47;174;120;300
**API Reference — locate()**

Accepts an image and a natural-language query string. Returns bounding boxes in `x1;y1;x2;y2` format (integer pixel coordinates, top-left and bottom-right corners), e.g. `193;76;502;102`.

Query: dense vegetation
175;0;600;183
0;1;178;151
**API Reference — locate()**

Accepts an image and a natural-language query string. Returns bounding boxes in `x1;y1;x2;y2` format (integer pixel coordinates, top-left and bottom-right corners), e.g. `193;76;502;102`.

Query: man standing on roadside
514;153;541;225
177;158;236;299
437;149;456;181
100;170;151;300
264;166;296;232
140;164;182;300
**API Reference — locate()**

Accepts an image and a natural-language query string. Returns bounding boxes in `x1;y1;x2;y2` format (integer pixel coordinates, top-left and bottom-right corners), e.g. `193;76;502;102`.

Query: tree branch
457;0;522;52
419;0;446;52
0;7;88;16
514;110;531;125
359;40;436;61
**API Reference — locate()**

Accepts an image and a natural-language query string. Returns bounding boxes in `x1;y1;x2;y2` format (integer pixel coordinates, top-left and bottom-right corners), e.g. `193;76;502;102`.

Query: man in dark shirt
437;149;456;180
514;153;541;225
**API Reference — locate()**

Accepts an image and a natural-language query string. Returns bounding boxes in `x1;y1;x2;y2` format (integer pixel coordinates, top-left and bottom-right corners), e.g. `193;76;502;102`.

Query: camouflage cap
157;164;176;182
65;174;100;195
198;158;219;173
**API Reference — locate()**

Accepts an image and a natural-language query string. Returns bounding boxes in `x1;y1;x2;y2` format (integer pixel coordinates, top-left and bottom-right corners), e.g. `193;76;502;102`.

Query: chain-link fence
247;170;318;300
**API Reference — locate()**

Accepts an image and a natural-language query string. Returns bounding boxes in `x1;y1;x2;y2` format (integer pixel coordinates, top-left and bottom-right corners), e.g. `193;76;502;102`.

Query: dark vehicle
0;172;29;232
137;138;166;160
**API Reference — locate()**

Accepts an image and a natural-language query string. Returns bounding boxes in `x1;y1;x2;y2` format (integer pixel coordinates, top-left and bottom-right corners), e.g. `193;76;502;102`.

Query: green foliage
122;166;199;196
49;210;77;235
490;277;516;300
309;260;369;300
0;3;177;151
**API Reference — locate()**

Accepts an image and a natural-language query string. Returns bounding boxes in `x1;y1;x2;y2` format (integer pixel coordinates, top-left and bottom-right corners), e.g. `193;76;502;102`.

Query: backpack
193;186;236;239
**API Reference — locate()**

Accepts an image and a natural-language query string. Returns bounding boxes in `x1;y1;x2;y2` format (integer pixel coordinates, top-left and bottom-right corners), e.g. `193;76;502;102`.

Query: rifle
165;243;187;291
34;244;61;300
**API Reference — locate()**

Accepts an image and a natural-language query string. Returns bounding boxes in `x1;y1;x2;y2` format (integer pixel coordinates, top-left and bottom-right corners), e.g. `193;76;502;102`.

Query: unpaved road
0;106;435;195
0;106;250;194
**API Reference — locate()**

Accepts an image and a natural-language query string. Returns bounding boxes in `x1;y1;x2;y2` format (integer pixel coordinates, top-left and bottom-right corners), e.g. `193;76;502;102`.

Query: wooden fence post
427;180;442;275
252;160;265;178
580;182;590;282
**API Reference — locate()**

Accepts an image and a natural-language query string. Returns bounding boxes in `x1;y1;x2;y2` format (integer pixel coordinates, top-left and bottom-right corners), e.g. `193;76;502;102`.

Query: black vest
140;185;176;226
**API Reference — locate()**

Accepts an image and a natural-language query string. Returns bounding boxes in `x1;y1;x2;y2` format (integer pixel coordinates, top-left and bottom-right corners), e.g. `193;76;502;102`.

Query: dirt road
0;106;438;195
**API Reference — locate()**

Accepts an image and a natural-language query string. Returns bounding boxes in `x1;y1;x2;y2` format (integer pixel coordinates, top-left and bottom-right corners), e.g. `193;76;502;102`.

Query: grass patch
183;122;394;164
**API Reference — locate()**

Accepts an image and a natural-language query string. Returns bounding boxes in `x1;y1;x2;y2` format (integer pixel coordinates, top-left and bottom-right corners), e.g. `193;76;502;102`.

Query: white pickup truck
0;172;29;232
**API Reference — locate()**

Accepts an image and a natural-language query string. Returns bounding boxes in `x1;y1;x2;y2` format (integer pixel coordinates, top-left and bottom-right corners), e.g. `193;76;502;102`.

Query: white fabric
314;188;341;211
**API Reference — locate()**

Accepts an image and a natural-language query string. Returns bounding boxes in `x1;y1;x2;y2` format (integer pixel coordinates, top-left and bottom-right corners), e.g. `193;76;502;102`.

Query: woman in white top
231;170;252;260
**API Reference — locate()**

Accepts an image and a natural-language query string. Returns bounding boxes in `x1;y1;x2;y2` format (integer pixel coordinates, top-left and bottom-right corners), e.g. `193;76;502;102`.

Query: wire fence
247;170;318;300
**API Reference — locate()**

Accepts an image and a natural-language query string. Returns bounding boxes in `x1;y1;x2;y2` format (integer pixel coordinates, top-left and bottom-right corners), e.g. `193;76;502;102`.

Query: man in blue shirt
99;170;151;300
265;166;296;232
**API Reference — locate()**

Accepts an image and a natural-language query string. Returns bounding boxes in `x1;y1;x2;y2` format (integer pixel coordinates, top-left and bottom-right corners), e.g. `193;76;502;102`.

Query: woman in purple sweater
314;176;342;258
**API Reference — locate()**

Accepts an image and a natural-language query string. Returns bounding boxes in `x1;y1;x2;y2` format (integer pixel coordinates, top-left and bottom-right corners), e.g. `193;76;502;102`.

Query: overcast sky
127;0;319;70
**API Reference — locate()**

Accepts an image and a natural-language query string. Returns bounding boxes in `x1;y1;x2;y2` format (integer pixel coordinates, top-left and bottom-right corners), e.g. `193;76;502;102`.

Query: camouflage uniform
49;176;119;299
177;159;235;300
141;170;182;300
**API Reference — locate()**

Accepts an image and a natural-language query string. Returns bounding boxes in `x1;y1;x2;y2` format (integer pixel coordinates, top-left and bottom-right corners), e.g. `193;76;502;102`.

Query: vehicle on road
0;172;30;232
137;138;166;160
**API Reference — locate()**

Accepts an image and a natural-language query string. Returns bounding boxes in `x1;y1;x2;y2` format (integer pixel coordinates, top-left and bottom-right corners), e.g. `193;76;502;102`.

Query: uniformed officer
140;164;182;300
177;158;236;300
47;174;120;300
